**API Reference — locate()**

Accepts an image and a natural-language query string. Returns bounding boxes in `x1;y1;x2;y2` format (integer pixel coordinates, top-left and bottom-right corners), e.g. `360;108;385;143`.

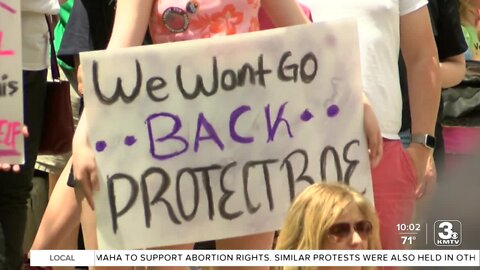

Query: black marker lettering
277;51;298;82
194;165;222;220
257;159;277;211
280;149;314;201
141;167;181;226
176;57;219;99
92;60;142;104
107;173;139;234
300;52;318;83
176;168;200;221
242;161;261;214
146;76;168;102
320;146;343;181
218;162;243;220
221;69;237;91
343;139;360;185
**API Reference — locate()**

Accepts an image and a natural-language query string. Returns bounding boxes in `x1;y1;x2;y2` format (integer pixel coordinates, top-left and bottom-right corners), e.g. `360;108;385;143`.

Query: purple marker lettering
95;141;107;152
194;113;224;152
300;109;314;122
146;112;188;160
265;102;293;142
229;105;254;144
327;105;340;117
124;136;137;146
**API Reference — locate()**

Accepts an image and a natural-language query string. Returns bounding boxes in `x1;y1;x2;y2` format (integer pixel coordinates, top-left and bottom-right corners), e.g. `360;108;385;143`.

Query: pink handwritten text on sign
0;1;16;56
0;119;22;156
0;31;14;56
0;0;23;163
0;1;16;14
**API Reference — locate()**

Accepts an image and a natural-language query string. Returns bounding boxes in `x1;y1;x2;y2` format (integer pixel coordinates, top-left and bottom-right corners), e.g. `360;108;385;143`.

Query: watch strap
411;133;435;150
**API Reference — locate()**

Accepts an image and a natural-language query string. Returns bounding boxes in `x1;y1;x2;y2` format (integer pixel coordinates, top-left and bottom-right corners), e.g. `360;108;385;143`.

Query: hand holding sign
76;62;84;96
79;20;375;250
0;0;24;165
72;112;98;210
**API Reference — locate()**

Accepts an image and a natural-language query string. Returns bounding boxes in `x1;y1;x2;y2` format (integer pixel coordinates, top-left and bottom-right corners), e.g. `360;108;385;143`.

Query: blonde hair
275;183;381;270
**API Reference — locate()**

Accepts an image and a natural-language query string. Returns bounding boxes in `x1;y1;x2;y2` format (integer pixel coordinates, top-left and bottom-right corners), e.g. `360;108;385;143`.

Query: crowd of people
1;0;480;270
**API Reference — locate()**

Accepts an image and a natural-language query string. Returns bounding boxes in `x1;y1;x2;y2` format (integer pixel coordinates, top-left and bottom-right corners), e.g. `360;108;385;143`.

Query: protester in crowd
72;0;306;263
398;0;467;200
29;159;81;270
30;0;117;265
275;183;381;270
0;0;59;269
34;0;80;197
23;0;83;263
299;0;441;252
31;0;316;257
398;0;467;230
71;1;382;270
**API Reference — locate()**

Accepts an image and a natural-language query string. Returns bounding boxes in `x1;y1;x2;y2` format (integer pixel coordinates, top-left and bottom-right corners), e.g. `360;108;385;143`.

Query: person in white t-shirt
299;0;441;251
0;1;59;269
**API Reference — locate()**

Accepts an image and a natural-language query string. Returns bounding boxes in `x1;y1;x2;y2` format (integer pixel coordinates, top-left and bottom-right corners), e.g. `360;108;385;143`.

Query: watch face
426;135;436;148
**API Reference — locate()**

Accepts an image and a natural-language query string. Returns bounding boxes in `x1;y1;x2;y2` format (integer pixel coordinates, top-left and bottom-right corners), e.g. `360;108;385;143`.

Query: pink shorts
371;140;416;250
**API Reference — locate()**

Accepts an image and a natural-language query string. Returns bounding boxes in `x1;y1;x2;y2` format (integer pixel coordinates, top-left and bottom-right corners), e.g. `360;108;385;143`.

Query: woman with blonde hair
275;183;381;270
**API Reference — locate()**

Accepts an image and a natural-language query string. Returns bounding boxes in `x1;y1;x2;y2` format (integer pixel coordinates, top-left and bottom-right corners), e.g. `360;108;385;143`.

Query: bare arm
440;53;465;88
261;0;309;27
401;6;440;195
107;0;154;49
74;0;309;209
73;0;154;209
401;6;440;138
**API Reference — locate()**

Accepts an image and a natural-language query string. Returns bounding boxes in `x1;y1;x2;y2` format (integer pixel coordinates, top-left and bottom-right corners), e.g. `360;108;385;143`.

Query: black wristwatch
411;133;436;150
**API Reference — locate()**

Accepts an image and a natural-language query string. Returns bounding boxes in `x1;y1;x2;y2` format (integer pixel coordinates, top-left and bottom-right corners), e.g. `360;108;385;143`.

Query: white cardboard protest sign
0;0;24;164
81;20;371;250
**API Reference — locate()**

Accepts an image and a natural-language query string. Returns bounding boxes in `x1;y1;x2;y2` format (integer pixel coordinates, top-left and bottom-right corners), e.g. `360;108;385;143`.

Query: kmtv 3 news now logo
434;220;462;246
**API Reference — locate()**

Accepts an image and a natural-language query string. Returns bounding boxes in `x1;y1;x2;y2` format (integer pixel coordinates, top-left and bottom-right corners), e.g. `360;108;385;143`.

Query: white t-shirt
299;0;427;139
21;0;59;70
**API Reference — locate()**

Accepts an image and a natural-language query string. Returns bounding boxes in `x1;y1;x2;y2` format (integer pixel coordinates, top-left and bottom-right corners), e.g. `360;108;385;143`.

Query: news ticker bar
30;250;480;267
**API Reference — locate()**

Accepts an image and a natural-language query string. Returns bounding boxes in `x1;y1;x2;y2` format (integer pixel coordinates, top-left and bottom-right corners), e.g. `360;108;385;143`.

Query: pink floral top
149;0;261;44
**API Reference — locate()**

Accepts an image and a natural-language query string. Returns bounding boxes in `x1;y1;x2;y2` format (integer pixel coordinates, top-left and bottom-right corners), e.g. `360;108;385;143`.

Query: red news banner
0;0;24;164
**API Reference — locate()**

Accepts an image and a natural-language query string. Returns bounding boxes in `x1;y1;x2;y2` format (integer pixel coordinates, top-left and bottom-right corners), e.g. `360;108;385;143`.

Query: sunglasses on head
327;220;373;240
